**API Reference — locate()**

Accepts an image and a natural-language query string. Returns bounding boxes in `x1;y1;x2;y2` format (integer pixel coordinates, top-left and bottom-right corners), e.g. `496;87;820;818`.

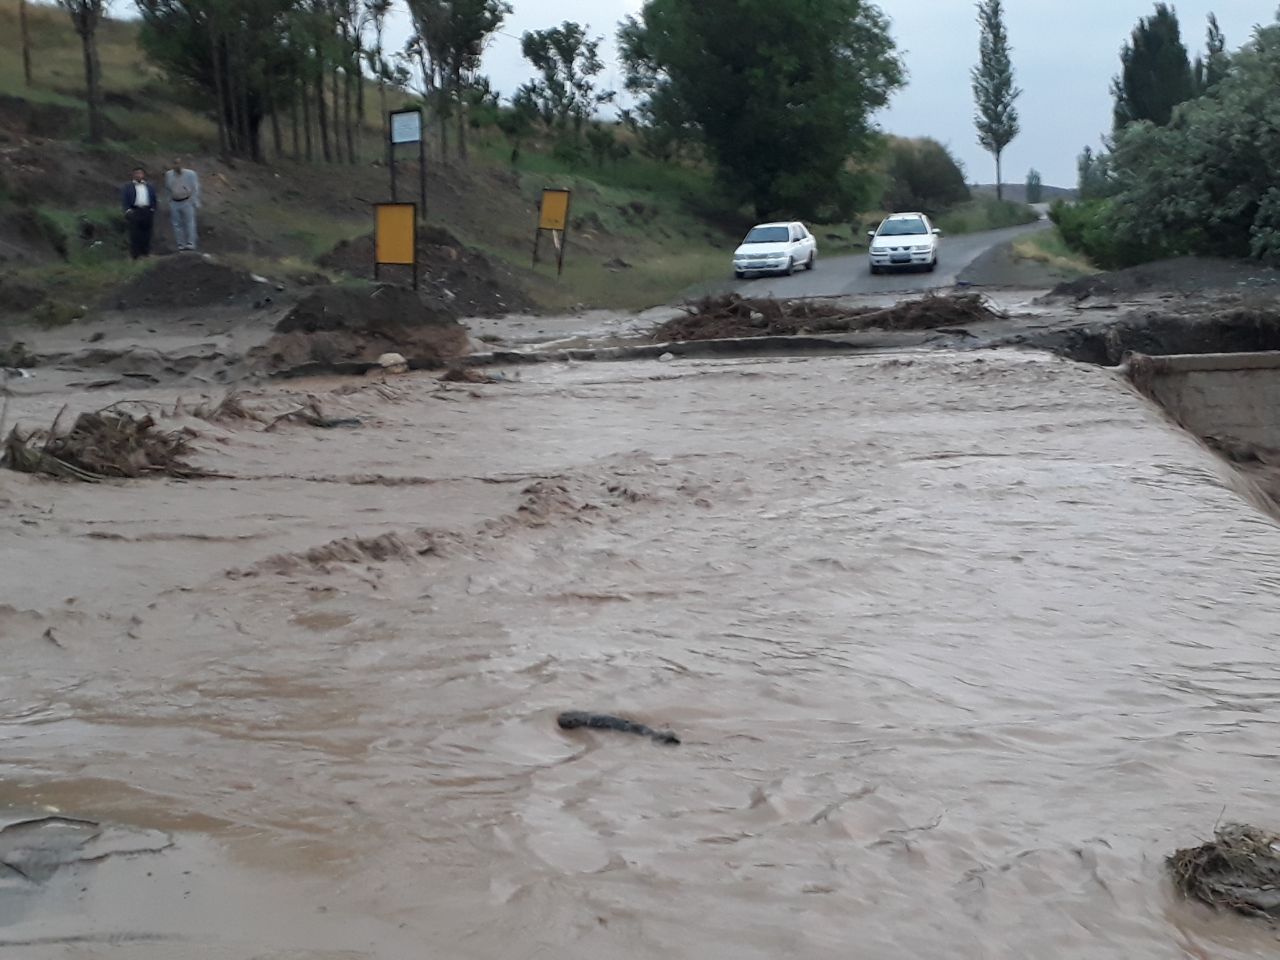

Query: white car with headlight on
733;221;817;278
868;213;941;274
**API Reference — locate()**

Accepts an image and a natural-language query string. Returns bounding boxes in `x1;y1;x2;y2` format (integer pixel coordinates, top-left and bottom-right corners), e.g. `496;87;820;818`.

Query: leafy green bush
1048;199;1151;269
1064;18;1280;267
882;137;970;214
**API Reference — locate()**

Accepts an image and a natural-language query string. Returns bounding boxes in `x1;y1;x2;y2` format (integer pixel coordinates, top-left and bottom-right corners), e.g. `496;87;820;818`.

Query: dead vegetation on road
654;292;1004;342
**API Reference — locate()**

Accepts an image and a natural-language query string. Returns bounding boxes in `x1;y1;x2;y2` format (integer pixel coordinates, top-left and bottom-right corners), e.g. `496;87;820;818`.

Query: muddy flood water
2;350;1279;958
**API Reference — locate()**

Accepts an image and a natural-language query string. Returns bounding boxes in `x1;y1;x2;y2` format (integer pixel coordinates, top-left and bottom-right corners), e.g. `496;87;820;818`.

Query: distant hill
970;183;1077;203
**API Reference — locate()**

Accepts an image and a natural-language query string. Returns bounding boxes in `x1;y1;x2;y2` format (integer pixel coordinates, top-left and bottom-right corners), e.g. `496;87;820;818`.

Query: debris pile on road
1168;824;1280;919
654;293;1003;342
2;404;208;481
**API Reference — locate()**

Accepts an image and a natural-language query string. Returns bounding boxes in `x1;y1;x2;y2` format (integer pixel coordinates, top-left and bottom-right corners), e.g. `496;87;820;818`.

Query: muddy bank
2;353;1278;958
110;255;269;311
1009;304;1280;365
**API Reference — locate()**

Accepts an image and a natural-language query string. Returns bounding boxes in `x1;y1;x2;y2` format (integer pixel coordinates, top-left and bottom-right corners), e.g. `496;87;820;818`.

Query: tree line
42;0;1041;222
1055;4;1280;268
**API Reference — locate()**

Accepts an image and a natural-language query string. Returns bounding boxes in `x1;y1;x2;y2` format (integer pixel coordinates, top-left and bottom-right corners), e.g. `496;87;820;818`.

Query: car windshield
877;219;928;237
743;226;790;244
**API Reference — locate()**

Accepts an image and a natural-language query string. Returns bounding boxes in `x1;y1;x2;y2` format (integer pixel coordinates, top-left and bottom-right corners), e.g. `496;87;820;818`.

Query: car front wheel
806;252;816;271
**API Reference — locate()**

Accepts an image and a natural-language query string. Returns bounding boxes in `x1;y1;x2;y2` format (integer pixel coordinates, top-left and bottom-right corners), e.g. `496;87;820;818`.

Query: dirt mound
1047;256;1280;301
654;293;1002;342
1168;824;1280;919
254;284;469;374
111;256;263;310
318;225;533;317
1017;306;1280;366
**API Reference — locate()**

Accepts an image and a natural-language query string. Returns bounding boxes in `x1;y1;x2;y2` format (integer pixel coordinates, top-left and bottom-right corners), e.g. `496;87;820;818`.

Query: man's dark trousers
126;208;154;259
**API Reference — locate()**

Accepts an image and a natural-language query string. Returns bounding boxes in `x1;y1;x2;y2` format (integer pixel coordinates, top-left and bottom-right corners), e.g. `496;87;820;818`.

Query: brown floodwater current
1;351;1278;958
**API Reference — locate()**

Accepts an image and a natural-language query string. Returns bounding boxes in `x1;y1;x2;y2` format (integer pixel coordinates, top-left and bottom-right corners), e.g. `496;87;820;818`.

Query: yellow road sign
375;203;416;265
538;189;571;231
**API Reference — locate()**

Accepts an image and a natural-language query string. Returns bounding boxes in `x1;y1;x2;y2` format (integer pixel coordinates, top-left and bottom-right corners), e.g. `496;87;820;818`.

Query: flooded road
2;351;1278;958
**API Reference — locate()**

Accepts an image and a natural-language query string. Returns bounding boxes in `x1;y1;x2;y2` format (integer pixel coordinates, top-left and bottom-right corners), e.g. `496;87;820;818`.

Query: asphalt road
730;220;1049;299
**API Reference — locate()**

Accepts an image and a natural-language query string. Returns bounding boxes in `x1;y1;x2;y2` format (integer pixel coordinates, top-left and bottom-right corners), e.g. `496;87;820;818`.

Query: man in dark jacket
120;166;157;259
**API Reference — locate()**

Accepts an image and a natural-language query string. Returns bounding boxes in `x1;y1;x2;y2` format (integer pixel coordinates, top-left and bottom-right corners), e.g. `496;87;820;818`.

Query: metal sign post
389;108;426;223
374;202;418;290
532;188;572;277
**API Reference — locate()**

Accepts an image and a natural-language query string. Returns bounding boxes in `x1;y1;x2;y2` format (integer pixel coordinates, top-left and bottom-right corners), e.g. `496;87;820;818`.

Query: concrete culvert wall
1126;352;1280;450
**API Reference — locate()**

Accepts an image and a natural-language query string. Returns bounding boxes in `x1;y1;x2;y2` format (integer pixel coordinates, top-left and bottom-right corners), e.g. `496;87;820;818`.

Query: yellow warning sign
538;189;571;231
375;203;416;265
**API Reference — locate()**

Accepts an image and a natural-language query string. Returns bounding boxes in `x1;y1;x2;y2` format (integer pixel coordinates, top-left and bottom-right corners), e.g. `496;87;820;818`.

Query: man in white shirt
164;158;201;252
120;166;157;259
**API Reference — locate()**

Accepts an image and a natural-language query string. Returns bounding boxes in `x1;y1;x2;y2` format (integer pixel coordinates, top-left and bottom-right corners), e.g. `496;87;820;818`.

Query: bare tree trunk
227;42;243;154
270;96;283;159
331;65;345;162
78;28;104;143
455;75;467;163
19;0;33;87
346;61;358;163
290;78;302;160
301;73;314;161
356;48;366;126
378;75;388;144
209;27;230;154
995;152;1003;201
316;59;332;162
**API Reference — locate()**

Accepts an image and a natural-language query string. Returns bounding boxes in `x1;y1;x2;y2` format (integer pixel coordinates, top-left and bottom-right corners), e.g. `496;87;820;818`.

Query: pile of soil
2;406;206;481
1015;306;1280;366
319;225;533;317
111;256;264;310
253;284;469;374
654;293;1003;343
1047;256;1280;301
1168;824;1280;918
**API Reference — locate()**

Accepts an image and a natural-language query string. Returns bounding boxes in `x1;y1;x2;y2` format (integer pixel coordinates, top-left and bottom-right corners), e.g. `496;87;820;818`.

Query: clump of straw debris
1168;824;1280;919
2;404;208;481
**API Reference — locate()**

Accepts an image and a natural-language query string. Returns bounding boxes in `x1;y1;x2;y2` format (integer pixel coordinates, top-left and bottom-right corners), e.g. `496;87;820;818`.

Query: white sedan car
868;212;941;274
733;221;817;278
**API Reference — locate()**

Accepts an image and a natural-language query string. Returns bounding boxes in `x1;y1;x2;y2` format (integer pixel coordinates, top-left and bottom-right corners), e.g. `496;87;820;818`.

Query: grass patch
936;197;1038;235
536;248;732;312
1011;228;1097;278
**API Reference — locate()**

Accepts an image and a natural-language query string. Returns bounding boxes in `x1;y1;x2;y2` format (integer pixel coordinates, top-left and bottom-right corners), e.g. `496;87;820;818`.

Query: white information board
390;110;422;145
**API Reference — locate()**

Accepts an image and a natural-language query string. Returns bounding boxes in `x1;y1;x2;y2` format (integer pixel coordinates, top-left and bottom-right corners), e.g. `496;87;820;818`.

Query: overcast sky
387;1;1272;188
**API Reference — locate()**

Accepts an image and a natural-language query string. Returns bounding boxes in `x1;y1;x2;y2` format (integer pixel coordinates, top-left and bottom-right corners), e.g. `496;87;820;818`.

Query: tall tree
971;0;1021;200
619;0;902;219
1193;13;1229;93
365;0;393;143
1025;168;1043;203
517;21;613;137
138;0;297;159
1112;3;1194;131
57;0;109;142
